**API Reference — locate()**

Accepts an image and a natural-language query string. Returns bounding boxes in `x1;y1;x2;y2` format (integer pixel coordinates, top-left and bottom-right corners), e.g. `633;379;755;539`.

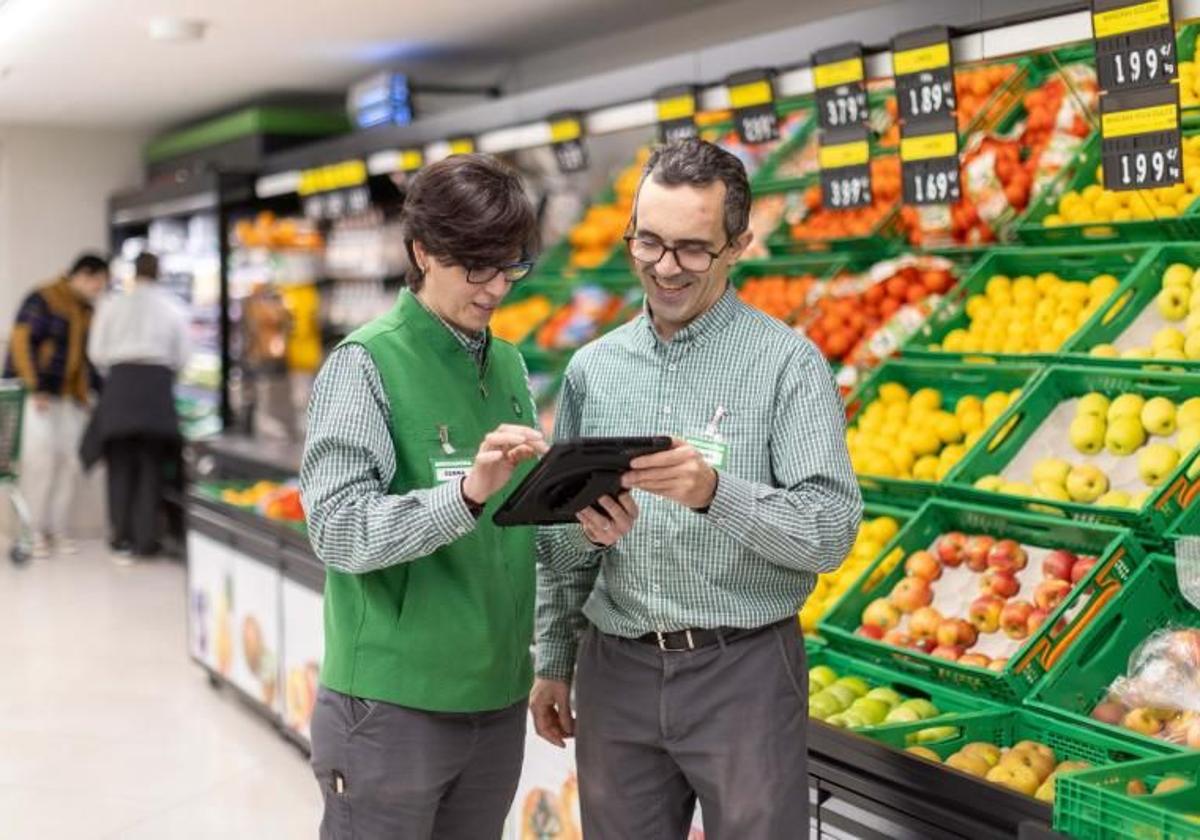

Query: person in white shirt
83;252;191;563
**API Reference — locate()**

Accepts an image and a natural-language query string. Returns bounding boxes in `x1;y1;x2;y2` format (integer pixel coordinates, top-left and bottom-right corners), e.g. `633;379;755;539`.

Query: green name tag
686;436;728;469
431;458;473;484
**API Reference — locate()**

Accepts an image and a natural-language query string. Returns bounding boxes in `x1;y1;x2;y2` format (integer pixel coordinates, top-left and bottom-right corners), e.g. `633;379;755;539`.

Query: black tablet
493;436;673;527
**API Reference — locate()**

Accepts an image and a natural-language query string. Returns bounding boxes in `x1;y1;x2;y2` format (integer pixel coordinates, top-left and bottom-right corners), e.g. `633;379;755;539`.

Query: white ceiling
0;0;721;129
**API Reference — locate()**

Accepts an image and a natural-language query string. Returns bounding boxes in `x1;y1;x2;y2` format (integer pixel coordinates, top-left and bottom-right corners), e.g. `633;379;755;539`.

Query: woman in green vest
300;154;551;839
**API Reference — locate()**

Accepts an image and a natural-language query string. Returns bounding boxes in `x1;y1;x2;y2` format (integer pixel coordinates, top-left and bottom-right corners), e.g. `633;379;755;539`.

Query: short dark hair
69;253;109;277
639;138;751;240
402;154;539;291
134;252;160;280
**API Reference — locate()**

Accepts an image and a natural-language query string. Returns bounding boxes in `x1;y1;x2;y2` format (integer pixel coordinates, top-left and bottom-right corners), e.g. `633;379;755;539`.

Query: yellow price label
449;138;475;155
1101;101;1178;138
1093;0;1170;39
819;140;870;169
400;150;424;172
658;94;696;122
813;56;865;90
298;160;368;196
729;80;773;109
550;118;582;143
900;131;958;162
893;42;951;76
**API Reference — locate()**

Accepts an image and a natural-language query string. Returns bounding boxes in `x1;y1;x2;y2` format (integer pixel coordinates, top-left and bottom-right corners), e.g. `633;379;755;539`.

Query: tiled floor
1;541;321;839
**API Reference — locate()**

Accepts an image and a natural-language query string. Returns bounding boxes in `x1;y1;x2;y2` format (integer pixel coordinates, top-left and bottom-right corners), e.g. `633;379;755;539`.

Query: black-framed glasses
465;260;535;285
624;236;729;273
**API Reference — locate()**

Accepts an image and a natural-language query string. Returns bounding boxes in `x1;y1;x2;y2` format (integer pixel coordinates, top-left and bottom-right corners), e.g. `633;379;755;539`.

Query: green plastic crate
1061;242;1200;372
806;647;1001;736
1028;555;1198;758
845;358;1045;508
1166;494;1200;541
865;707;1167;774
942;365;1200;537
750;99;820;194
901;244;1155;365
1055;752;1200;839
818;498;1144;703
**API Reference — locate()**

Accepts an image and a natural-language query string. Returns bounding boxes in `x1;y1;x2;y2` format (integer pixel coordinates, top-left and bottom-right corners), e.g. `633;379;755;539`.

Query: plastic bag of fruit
1100;627;1200;743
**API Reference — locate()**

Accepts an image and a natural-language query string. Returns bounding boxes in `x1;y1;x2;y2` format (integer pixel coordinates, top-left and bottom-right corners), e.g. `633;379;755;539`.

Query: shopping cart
0;380;32;564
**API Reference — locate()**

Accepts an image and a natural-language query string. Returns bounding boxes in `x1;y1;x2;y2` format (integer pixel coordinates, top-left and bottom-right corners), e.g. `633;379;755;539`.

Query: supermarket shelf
191;433;304;479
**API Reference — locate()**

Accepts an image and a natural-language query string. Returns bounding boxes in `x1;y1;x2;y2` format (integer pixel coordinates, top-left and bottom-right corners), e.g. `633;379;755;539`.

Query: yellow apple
1106;415;1147;456
1153;328;1188;354
1001;481;1035;497
1032;458;1073;486
946;752;993;778
1130;489;1152;507
1159;287;1190;321
1139;442;1181;486
974;475;1004;492
1067;465;1109;503
1163;263;1194;289
1035;482;1072;502
1156;347;1188;361
1077;392;1111;419
1179;397;1200;428
1089;344;1120;358
1097;489;1133;508
1109;394;1146;421
1186;331;1200;361
1123;346;1154;359
1186;310;1200;333
961;742;1003;767
1142;396;1178;436
1179;424;1200;456
1069;414;1107;455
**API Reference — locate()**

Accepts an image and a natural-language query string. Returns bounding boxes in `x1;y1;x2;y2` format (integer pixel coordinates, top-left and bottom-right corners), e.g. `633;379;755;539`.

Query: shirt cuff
706;470;757;536
427;479;477;544
536;637;579;682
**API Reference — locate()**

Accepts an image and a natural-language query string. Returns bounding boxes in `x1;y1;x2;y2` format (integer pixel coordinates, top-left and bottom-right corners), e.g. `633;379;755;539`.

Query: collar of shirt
411;293;488;364
639;284;740;353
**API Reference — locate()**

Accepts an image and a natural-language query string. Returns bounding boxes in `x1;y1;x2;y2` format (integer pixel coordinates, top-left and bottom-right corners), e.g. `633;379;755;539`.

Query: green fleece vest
320;291;536;712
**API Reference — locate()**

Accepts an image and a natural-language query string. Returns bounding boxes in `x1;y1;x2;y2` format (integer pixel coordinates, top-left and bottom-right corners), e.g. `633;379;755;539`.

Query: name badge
431;458;473;484
686;436;728;469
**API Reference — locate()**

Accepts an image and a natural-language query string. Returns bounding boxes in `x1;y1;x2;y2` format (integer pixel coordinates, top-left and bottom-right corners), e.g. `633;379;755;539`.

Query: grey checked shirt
535;287;861;682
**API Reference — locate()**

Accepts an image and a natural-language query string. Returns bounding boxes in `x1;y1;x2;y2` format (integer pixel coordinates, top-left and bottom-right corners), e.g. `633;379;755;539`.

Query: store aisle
0;541;321;839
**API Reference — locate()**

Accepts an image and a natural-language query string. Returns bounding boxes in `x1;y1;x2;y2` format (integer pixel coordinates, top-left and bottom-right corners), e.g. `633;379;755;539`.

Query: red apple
935;532;968;567
958;653;992;669
1071;556;1098;585
882;628;912;648
1042;549;1078;582
969;595;1004;633
963;535;995;572
981;569;1021;599
1035;579;1073;611
909;606;944;641
862;598;903;630
889;576;934;613
856;624;885;640
1091;700;1127;726
1001;600;1035;640
930;644;964;661
937;618;979;649
987;539;1029;573
987;658;1009;672
1027;607;1050;635
911;638;937;654
906;550;943;582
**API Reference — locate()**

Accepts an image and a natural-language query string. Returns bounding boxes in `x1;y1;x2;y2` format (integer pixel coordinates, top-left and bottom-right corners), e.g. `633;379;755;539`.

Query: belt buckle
655;630;696;652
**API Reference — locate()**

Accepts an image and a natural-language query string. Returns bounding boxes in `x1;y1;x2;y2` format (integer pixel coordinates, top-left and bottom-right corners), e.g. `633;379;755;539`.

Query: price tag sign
1092;0;1177;92
892;26;956;125
726;68;779;144
656;84;699;144
819;126;873;209
813;43;868;132
298;160;368;197
901;119;962;205
399;149;424;173
1099;84;1183;190
448;137;476;156
549;113;589;174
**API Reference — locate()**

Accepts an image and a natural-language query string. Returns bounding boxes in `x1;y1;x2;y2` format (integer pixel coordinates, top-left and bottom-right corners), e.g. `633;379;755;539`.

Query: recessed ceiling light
148;17;207;43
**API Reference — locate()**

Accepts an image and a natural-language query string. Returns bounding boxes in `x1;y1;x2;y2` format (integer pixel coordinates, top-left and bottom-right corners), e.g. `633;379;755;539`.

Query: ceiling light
148;17;207;43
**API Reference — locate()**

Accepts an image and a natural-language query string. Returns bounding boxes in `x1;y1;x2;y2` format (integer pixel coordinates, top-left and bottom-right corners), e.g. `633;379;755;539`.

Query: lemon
1082;184;1104;203
933;412;963;444
1089;273;1120;302
910;388;943;413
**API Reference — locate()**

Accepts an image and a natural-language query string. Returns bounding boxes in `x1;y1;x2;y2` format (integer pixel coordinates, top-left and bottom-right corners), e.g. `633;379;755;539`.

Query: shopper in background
300;154;544;840
4;253;108;559
532;138;862;839
82;252;190;563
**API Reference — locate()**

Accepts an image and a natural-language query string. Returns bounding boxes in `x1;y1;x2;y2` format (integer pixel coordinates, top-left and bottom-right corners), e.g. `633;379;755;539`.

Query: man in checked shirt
531;138;862;839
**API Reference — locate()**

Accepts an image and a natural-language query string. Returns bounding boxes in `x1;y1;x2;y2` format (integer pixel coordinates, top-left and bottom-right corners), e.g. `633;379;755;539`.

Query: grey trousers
310;687;526;840
575;619;809;840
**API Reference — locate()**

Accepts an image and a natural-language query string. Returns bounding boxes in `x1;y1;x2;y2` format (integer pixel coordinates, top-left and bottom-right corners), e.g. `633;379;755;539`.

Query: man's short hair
639;138;752;240
69;253;109;277
134;252;160;281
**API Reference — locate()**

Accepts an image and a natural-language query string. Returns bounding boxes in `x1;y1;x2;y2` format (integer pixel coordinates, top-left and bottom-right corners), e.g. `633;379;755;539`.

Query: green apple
1152;328;1188;354
840;711;870;729
1067;465;1110;503
900;699;940;720
1105;415;1147;456
1097;489;1133;508
834;676;871;698
1032;457;1072;486
814;687;850;713
1179;424;1200;456
1179;397;1200;428
1077;393;1111;419
974;475;1004;492
912;725;958;745
1141;396;1178;436
1159;286;1190;321
824;713;850;728
809;694;841;720
866;687;905;708
1139;442;1181;486
1109;394;1147;421
884;706;922;724
1089;344;1120;358
850;698;892;725
1069;414;1107;455
809;665;838;691
1186;331;1200;361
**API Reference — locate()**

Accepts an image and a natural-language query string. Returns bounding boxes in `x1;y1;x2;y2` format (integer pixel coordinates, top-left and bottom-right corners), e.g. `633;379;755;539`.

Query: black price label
813;43;868;132
549;114;589;174
892;26;956;125
656;85;698;144
1092;0;1177;92
1100;84;1183;190
727;69;779;144
818;127;873;209
900;121;961;205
